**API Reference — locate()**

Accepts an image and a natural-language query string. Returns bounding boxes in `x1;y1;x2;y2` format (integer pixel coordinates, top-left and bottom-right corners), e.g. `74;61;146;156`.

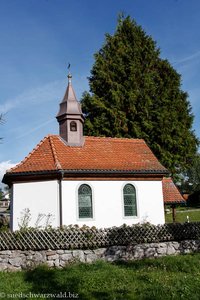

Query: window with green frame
78;184;93;219
123;184;137;217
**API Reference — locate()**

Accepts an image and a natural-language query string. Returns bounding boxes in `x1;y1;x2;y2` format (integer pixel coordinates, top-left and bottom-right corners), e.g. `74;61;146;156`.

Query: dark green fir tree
81;15;198;176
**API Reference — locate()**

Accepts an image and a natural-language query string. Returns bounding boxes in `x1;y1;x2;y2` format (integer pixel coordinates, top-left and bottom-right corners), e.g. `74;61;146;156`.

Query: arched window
123;184;137;217
70;121;77;132
78;184;93;219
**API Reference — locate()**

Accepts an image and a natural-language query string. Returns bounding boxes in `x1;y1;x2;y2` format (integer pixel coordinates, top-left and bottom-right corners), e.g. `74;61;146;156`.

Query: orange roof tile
162;177;185;204
7;135;167;174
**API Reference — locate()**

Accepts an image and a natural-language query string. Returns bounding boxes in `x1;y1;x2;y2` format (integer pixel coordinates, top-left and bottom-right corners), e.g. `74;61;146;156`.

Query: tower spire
56;69;84;146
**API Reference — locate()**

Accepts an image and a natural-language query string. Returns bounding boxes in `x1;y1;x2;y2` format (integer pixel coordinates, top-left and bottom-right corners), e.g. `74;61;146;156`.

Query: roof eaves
164;200;186;204
4;168;169;176
2;170;61;185
2;167;169;185
62;169;169;175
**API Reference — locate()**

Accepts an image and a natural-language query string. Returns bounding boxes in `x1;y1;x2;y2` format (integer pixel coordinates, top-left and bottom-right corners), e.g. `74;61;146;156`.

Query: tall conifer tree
81;15;198;175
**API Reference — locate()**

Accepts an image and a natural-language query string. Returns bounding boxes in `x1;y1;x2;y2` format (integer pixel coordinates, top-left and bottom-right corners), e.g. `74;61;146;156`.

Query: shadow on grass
24;263;132;300
24;265;85;300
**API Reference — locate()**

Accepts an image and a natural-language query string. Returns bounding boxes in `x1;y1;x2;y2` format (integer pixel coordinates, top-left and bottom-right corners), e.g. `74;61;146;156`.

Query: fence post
171;204;176;223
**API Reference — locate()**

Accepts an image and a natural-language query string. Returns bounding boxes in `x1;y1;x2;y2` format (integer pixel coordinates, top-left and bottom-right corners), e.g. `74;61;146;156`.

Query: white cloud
173;50;200;67
14;118;55;140
0;161;17;189
0;79;66;114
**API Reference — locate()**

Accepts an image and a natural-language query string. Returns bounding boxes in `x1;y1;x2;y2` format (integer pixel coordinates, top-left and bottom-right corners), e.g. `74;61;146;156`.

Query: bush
187;191;200;207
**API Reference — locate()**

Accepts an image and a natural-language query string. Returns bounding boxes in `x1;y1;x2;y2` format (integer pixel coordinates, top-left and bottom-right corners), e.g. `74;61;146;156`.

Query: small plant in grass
44;213;55;229
0;214;10;232
18;208;31;230
18;208;55;231
34;213;46;229
35;213;54;229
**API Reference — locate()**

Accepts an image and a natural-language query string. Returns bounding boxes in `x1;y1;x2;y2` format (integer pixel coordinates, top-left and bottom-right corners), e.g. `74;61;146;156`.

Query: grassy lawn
0;254;200;299
165;207;200;223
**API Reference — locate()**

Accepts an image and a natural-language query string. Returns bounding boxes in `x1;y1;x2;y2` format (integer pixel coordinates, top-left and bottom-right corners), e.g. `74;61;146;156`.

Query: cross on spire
67;63;72;83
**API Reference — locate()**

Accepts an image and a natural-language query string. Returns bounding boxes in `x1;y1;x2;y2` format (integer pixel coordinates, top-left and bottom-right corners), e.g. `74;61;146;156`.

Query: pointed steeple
56;72;84;146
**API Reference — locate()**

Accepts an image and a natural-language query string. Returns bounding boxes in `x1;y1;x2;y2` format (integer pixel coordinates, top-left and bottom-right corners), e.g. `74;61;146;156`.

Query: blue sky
1;0;200;186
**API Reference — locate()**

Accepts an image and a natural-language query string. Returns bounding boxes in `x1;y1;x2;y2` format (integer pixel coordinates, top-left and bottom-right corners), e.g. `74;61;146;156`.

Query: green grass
165;207;200;223
1;254;200;299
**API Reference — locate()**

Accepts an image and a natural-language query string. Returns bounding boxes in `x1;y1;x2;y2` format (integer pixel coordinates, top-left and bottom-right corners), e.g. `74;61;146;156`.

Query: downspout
59;170;64;228
10;184;14;232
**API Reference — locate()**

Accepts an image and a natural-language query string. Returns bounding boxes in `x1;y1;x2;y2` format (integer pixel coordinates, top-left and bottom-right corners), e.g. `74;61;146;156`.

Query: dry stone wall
0;240;200;271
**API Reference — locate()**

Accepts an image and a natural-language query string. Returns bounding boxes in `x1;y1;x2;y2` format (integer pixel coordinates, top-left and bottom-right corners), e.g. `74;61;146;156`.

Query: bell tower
56;73;84;146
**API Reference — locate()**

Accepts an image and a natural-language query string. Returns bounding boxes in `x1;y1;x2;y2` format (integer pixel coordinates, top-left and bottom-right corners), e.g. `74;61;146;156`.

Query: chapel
3;73;184;230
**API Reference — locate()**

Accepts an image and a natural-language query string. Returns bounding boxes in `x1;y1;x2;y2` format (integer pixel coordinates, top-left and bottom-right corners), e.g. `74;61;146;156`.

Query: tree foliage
181;154;200;194
179;154;200;207
0;189;3;201
81;15;198;175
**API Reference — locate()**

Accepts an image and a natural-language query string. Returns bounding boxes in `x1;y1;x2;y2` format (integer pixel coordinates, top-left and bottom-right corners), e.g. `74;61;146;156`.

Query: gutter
164;200;186;205
3;168;169;177
2;168;169;185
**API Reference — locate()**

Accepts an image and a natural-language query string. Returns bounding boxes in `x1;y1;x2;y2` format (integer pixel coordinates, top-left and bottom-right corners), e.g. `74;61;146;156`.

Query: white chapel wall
62;180;165;228
12;180;59;231
11;179;165;231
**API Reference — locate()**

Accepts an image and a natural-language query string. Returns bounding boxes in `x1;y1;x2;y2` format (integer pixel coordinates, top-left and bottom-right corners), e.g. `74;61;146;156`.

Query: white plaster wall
62;180;165;228
12;180;59;231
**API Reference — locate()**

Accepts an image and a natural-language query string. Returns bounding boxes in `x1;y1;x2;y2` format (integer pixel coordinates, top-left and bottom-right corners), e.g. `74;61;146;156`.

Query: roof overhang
2;168;169;186
164;200;186;205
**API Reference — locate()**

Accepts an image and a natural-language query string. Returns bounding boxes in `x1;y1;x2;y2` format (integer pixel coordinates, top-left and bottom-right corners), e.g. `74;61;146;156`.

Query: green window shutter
78;184;93;218
123;184;137;217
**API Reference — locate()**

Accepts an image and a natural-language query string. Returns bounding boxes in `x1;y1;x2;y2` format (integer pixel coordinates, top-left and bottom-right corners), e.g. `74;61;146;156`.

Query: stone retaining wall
1;240;200;271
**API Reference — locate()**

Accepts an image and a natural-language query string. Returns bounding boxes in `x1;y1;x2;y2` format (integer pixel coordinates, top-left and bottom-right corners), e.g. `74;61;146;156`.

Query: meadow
165;207;200;223
0;254;200;299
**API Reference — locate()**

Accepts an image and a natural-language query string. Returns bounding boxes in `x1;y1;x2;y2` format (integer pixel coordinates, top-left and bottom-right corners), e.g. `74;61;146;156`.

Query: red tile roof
7;135;167;174
162;177;185;204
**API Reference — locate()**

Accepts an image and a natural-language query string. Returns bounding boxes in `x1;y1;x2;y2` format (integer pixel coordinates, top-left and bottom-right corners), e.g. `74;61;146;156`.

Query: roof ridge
85;136;144;142
46;134;144;143
8;135;51;173
49;136;62;170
